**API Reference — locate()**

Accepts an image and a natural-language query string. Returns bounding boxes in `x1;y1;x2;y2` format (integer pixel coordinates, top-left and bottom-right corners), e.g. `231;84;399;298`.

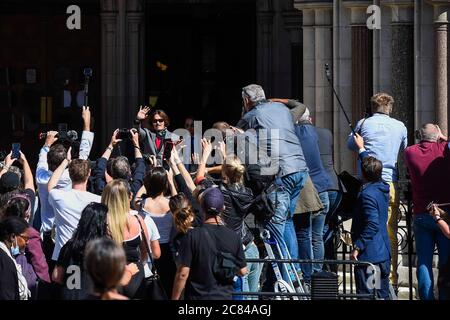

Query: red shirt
155;136;162;151
404;140;450;214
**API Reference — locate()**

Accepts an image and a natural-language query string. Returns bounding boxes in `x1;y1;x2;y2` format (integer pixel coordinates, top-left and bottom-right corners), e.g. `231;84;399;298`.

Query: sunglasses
17;234;29;242
153;119;165;124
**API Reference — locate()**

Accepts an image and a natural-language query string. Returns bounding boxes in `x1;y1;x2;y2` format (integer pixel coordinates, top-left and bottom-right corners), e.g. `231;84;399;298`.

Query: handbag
202;226;240;286
135;216;168;300
336;171;362;221
248;183;277;223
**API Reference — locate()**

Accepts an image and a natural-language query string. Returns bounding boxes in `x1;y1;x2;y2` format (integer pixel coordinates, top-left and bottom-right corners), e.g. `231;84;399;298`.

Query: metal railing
234;258;378;300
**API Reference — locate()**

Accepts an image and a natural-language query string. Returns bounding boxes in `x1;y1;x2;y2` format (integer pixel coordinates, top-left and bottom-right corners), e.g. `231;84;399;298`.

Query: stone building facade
99;0;450;179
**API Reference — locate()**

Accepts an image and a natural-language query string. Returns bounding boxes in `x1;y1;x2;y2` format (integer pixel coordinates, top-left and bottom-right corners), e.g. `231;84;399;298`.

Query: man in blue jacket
350;139;391;299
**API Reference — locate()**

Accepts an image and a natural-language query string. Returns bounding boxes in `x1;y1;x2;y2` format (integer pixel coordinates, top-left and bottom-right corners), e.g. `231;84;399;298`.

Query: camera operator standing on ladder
134;106;178;168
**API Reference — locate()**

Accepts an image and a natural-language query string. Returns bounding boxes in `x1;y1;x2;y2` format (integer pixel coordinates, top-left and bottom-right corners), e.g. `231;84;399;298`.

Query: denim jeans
233;276;243;300
294;191;330;281
323;190;342;244
354;259;390;299
242;242;263;300
323;190;342;272
414;213;450;300
263;170;308;286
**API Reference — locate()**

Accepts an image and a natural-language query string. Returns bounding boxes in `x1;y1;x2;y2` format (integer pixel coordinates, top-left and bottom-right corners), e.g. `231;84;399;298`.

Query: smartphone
58;123;68;140
163;140;174;161
12;143;20;159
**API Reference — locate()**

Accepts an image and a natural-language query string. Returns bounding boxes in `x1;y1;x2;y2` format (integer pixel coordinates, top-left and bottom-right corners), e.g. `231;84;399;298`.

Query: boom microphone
324;63;356;136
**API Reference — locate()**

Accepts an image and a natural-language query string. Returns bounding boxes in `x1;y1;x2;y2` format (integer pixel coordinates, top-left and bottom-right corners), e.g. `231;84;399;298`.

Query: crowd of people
0;85;449;300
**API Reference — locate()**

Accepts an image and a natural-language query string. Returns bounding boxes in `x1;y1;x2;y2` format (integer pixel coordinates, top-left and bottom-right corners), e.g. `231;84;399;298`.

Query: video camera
39;123;78;141
39;130;78;141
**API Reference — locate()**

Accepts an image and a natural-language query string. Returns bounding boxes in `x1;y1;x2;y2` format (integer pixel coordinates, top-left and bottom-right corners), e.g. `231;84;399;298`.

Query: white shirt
136;211;160;278
49;188;101;261
36;131;94;233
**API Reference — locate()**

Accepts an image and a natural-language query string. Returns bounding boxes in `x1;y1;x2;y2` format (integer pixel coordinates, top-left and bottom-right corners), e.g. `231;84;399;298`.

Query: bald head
418;123;439;142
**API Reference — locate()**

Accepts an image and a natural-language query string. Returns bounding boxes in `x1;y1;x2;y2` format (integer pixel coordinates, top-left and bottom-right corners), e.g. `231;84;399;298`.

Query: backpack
202;227;240;286
248;183;278;223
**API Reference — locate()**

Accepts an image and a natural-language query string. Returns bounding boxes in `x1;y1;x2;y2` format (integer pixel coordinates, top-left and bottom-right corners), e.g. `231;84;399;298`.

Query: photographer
36;106;94;273
135;106;178;167
235;84;309;287
90;128;145;198
347;93;408;291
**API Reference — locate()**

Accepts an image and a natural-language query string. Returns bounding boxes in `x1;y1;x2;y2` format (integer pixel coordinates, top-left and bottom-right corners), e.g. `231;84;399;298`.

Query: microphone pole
324;63;356;136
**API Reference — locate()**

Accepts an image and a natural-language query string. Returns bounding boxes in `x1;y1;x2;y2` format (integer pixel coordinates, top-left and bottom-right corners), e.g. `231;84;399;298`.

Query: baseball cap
0;171;20;192
200;187;224;215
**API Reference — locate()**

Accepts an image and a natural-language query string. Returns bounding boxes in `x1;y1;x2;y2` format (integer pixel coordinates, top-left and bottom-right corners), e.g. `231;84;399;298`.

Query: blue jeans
323;190;342;249
233;276;243;300
294;191;330;281
354;259;390;299
263;171;308;285
414;213;450;300
242;242;263;300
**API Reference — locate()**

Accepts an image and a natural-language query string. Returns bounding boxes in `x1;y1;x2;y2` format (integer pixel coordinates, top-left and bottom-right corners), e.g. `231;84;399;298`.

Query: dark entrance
0;0;100;165
145;1;256;130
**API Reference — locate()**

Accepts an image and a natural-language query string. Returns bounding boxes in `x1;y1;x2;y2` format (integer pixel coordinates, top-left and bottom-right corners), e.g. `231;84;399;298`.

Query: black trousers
154;243;176;298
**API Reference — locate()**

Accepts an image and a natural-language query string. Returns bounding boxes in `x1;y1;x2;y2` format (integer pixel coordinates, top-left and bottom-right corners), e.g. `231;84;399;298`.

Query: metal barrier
234;258;379;300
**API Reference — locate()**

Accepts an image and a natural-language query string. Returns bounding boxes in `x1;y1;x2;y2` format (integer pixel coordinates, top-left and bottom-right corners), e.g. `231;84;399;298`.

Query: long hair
69;202;109;265
169;193;195;234
101;179;131;245
222;155;245;185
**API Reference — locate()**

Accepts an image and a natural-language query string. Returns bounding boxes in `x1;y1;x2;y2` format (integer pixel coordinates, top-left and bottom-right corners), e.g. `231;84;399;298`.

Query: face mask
10;237;20;256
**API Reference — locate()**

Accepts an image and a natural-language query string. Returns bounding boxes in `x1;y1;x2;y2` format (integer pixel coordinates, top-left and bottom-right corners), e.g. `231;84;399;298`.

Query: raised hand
4;152;14;169
110;129;122;147
82;106;91;130
17;151;27;165
44;131;59;147
353;133;365;150
136;105;151;121
130;128;139;147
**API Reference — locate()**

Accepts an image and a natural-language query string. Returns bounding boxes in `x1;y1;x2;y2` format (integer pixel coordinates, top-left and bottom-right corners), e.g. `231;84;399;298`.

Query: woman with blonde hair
101;179;151;299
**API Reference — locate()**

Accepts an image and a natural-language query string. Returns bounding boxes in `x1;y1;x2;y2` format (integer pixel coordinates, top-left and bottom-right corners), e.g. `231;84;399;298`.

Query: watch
435;217;443;223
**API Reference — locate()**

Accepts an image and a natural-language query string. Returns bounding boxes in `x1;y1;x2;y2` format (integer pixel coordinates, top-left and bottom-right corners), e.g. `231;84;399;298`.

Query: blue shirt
236;101;307;178
295;123;333;193
347;113;407;182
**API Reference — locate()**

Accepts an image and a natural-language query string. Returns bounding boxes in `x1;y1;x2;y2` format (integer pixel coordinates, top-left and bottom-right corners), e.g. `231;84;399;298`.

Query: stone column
294;1;333;129
100;0;145;143
256;0;274;92
384;2;414;193
100;0;119;144
126;0;145;127
332;0;353;173
434;5;449;135
314;8;333;129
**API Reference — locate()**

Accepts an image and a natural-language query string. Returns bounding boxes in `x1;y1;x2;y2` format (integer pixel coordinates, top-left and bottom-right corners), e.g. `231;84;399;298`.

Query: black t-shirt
178;224;246;300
